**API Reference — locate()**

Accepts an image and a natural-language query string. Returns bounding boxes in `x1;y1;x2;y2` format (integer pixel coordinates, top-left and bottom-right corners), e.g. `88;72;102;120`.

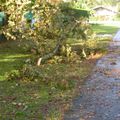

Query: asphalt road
64;43;120;120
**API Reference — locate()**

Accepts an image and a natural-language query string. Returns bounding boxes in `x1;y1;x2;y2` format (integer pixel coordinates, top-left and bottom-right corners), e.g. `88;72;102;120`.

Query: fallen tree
1;0;91;65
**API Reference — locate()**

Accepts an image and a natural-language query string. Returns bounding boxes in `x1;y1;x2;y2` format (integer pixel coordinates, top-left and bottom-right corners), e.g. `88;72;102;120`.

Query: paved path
64;42;120;120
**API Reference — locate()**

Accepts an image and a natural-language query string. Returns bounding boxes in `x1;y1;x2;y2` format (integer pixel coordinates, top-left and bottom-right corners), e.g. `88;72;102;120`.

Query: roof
93;6;118;13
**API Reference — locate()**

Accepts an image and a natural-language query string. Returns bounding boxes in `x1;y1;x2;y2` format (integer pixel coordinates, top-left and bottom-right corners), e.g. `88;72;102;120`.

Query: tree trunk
37;22;80;66
37;35;65;66
82;48;87;58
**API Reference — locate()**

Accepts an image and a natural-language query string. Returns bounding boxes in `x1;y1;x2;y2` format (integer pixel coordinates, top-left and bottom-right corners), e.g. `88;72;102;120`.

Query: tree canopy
0;0;92;65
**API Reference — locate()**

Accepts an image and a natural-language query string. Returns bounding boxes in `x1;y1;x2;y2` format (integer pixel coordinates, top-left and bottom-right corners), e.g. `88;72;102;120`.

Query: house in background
47;0;63;4
47;0;71;4
93;6;118;21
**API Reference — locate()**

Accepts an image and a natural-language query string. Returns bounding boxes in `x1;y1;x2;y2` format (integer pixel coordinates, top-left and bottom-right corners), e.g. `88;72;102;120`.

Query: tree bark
37;35;65;66
37;22;81;66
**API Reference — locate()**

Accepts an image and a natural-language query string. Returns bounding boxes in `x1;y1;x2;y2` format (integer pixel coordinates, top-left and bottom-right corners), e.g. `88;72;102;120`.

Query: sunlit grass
0;42;31;81
91;24;119;35
0;38;110;119
0;40;97;119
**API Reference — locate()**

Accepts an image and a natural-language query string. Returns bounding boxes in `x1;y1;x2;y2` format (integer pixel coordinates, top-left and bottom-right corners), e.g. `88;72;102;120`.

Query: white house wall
95;9;115;16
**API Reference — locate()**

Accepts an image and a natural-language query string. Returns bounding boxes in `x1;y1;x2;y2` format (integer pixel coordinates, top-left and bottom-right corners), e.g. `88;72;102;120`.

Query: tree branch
37;35;65;66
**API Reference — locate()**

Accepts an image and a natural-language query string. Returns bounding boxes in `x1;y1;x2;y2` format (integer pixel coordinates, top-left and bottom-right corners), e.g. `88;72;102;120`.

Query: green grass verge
0;38;110;119
0;41;31;81
91;24;119;35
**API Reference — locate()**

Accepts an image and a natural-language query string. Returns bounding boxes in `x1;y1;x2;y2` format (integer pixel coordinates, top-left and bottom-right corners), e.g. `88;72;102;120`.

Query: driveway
64;42;120;120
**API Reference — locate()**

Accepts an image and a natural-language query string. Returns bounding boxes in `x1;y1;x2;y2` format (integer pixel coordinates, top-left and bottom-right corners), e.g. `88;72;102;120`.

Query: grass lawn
0;39;110;119
0;41;95;119
0;41;31;81
91;24;119;35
